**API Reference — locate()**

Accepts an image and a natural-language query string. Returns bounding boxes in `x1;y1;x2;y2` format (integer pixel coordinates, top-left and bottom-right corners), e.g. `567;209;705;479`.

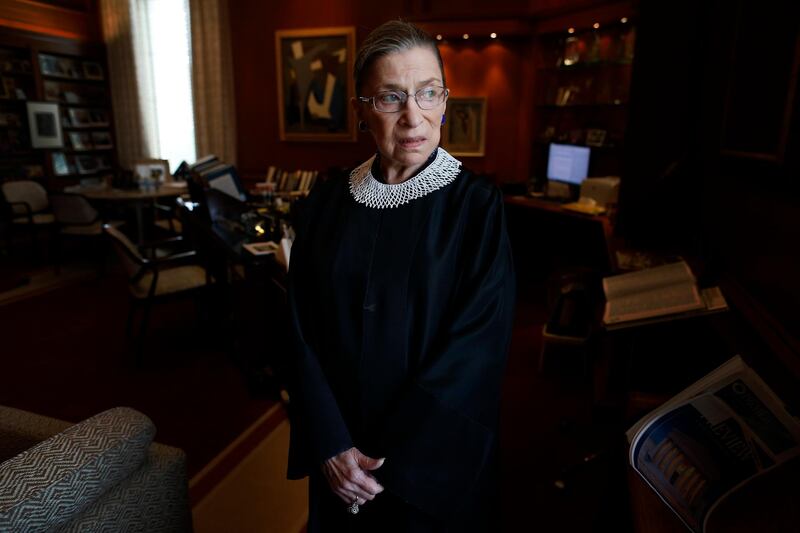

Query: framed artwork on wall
442;97;487;157
275;26;356;142
26;101;64;149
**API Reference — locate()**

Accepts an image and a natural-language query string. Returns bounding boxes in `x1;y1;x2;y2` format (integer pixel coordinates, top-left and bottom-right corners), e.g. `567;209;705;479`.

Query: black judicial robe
286;155;516;531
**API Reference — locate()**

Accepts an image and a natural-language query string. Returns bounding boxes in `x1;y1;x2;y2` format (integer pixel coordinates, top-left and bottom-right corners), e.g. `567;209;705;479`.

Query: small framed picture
133;158;170;183
67;108;91;127
76;154;99;175
51;152;71;176
44;81;61;102
26;101;64;148
88;109;109;126
585;128;607;147
68;131;92;150
243;241;279;256
91;131;113;149
39;54;59;76
82;61;104;80
442;97;487;157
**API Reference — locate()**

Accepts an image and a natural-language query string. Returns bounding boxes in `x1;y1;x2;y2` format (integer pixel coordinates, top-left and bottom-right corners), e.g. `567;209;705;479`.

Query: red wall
228;1;534;184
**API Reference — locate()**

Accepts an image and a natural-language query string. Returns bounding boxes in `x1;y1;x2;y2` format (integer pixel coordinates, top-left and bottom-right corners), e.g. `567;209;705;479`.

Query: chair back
103;224;146;278
50;194;98;225
1;181;49;215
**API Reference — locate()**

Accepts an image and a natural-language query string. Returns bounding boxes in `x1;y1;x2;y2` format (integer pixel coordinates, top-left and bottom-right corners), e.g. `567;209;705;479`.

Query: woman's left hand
322;447;386;505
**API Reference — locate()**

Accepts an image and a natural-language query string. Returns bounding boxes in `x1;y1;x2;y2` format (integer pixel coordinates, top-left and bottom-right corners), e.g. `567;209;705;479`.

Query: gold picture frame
442;97;487;157
275;26;356;142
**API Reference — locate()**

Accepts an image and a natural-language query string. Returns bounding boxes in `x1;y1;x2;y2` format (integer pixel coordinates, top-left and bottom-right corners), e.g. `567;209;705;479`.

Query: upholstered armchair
0;405;192;532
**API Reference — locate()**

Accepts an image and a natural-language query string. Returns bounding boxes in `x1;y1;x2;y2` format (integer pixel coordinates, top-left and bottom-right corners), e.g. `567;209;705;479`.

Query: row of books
264;166;319;195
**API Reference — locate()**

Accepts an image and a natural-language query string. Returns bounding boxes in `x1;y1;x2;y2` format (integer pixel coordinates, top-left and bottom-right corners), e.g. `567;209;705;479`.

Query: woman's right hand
322;447;386;505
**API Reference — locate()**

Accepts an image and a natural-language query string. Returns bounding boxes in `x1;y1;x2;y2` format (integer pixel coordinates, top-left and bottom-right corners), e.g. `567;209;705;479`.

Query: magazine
627;355;800;532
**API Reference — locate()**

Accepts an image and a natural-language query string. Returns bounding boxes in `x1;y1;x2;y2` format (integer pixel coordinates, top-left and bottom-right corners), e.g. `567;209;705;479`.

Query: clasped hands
322;447;385;507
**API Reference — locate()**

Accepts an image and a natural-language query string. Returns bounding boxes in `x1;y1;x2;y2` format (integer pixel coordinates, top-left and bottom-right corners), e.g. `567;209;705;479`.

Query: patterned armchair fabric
0;406;192;532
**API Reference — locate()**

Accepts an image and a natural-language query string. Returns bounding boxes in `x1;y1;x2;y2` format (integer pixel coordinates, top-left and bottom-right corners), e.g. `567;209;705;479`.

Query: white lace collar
348;147;462;209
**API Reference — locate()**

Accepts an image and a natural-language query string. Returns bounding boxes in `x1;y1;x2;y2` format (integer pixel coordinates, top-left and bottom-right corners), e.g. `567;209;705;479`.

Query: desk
69;185;188;244
503;194;617;277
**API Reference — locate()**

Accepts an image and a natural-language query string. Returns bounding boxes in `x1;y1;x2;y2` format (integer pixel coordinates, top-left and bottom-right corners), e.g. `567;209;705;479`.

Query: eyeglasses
358;86;449;113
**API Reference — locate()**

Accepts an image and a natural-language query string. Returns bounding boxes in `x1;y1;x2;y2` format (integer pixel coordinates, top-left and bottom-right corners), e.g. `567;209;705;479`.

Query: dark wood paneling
0;0;101;42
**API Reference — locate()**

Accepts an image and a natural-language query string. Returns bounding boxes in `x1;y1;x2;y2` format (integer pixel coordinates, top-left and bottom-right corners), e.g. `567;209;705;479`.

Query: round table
68;184;188;244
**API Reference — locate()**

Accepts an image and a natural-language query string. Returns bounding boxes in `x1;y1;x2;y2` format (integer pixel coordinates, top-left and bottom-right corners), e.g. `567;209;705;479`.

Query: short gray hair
354;20;445;95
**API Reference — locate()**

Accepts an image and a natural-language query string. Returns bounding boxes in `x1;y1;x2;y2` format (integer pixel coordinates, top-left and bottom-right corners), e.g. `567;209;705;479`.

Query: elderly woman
286;20;516;532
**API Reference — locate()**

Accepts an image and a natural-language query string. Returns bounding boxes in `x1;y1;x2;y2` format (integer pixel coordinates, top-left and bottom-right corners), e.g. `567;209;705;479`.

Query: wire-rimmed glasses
358;86;449;113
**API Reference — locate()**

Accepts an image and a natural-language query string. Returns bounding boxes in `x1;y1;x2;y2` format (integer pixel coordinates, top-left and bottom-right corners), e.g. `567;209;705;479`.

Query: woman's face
355;46;446;172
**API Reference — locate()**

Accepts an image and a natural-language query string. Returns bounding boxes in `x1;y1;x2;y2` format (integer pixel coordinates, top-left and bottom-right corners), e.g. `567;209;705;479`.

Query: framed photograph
91;131;113;149
442;97;487;157
76;154;99;175
51;152;71;176
88;109;109;126
67;108;91;127
39;54;59;76
68;131;92;150
275;26;356;142
133;158;170;183
82;61;104;80
26;101;64;148
585;128;607;147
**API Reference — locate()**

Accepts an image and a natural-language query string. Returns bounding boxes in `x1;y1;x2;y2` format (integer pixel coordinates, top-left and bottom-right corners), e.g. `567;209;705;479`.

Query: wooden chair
1;180;56;259
103;224;211;360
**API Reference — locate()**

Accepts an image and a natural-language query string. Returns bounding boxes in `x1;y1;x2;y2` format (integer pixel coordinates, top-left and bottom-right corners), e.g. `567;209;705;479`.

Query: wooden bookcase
0;28;116;190
531;18;636;183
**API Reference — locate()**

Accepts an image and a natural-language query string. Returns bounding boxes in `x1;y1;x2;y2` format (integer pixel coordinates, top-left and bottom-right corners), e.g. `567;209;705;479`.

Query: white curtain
98;0;159;169
189;0;237;164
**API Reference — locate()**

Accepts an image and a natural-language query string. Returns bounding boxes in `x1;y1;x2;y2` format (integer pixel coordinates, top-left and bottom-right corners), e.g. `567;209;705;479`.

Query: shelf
41;74;105;84
537;102;628;109
62;125;111;130
63;148;114;154
535;140;623;151
538;60;633;72
0;70;34;77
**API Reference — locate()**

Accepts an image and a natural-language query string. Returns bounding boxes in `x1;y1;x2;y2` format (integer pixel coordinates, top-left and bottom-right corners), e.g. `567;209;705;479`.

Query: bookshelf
532;19;636;183
0;29;117;189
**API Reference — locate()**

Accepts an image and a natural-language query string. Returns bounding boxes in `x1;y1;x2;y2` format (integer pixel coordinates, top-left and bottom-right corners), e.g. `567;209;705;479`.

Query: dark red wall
228;2;535;183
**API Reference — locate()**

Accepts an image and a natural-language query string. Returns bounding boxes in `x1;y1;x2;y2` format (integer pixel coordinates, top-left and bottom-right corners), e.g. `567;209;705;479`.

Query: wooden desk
503;194;617;275
68;184;188;243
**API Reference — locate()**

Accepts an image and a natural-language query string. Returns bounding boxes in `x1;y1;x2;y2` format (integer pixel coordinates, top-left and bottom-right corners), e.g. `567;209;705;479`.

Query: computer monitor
547;143;591;186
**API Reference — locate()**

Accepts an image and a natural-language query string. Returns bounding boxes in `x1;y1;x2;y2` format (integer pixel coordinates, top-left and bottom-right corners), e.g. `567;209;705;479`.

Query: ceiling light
463;33;469;40
490;32;497;39
436;34;443;41
621;17;628;24
567;27;575;34
592;22;600;29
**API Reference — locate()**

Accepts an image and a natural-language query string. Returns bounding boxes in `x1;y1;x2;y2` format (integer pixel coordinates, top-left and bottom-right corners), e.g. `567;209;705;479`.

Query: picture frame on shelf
275;26;356;142
44;81;61;102
91;131;113;149
67;108;91;127
51;152;71;176
585;128;607;147
76;154;99;175
68;131;92;151
82;61;104;80
39;54;60;76
442;97;487;157
26;101;64;149
88;109;109;126
133;158;170;183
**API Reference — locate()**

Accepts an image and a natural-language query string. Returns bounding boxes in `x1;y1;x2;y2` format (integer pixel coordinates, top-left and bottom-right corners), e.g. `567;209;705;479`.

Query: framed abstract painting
275;26;356;142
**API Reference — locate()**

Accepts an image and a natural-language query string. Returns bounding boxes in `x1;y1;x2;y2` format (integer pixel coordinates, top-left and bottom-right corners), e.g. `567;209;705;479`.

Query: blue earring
441;115;446;125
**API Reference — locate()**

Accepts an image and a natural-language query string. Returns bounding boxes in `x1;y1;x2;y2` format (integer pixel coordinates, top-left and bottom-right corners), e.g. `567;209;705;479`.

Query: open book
627;355;800;533
602;261;728;329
